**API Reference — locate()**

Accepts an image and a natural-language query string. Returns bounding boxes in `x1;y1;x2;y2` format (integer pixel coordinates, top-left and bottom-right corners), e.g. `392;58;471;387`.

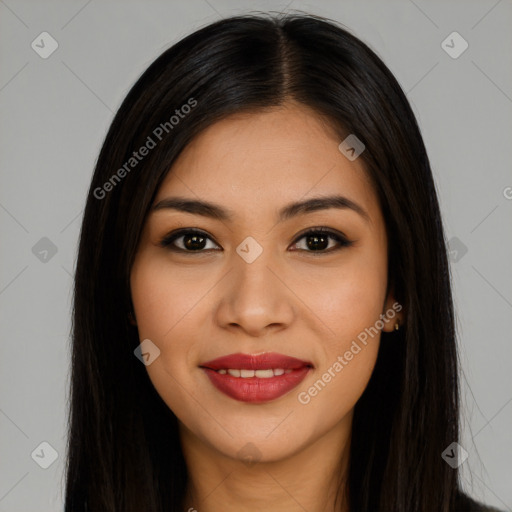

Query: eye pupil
184;234;206;250
307;234;329;251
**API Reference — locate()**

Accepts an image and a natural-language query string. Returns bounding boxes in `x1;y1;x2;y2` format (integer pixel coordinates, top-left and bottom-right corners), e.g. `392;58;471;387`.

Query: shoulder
454;492;504;512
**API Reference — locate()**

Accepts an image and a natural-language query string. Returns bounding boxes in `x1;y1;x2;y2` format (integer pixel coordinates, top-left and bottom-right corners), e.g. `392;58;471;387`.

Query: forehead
154;104;378;221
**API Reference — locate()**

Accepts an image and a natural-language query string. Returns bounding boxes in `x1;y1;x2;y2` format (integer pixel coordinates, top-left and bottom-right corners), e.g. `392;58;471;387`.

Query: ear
381;288;405;333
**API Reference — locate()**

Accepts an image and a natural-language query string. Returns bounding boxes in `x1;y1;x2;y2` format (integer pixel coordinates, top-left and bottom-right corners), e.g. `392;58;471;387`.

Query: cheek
295;276;385;423
131;252;213;341
295;249;387;407
301;249;388;343
130;254;195;380
130;256;204;418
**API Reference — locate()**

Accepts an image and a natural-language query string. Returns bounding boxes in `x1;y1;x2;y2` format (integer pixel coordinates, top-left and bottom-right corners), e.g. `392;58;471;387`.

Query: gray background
1;0;511;510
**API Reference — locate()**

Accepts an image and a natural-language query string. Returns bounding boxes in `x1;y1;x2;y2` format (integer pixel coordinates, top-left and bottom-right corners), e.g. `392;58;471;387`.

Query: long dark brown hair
65;11;474;511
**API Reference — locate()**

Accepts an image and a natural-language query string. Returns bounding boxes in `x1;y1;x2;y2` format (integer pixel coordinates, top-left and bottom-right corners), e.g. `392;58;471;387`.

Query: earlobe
381;292;405;333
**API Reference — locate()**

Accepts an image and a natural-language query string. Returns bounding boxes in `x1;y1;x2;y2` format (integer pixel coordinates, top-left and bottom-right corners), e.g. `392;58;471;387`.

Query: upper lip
200;352;314;370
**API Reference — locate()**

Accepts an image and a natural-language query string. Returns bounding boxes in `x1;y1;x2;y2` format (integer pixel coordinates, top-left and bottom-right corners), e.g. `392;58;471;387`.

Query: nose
214;250;295;338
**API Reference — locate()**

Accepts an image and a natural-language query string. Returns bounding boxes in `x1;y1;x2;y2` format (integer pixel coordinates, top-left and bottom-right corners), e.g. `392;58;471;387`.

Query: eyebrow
152;194;370;223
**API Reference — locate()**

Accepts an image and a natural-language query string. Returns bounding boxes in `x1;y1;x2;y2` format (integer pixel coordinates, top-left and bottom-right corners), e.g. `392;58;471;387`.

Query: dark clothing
456;493;505;512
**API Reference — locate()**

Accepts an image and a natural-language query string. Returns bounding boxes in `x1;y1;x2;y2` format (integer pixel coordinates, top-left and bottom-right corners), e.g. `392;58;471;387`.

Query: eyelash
159;227;353;255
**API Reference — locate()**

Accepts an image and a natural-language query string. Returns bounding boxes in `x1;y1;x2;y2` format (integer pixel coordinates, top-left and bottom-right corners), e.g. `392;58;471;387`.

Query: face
130;102;400;464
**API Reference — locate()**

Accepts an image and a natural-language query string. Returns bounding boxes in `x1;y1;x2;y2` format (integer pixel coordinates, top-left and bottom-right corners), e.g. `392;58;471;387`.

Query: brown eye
160;229;220;252
290;228;352;253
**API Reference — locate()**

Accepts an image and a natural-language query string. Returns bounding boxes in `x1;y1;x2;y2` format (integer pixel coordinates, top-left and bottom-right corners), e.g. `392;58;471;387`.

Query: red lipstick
200;352;313;403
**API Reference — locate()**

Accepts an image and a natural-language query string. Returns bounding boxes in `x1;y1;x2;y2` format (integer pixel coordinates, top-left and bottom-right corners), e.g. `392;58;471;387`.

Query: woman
65;12;500;511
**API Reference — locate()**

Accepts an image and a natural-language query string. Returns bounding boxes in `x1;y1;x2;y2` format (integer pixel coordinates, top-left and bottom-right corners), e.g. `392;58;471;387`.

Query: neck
179;418;351;512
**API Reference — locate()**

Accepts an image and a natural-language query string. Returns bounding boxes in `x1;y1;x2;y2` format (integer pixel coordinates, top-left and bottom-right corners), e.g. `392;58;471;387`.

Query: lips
200;352;313;403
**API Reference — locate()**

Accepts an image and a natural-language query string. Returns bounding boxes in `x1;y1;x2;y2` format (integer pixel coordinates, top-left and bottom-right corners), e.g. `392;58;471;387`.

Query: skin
130;101;404;512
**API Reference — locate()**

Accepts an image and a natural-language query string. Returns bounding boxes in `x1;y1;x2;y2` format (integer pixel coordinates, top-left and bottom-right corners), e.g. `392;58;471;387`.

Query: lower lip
202;367;311;403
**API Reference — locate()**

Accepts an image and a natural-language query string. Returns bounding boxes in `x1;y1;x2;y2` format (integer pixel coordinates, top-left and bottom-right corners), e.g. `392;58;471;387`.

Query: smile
199;352;313;403
216;368;292;377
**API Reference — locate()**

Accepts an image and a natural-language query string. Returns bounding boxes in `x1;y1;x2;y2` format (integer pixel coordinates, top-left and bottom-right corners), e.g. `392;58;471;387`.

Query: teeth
217;368;292;378
254;369;274;378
